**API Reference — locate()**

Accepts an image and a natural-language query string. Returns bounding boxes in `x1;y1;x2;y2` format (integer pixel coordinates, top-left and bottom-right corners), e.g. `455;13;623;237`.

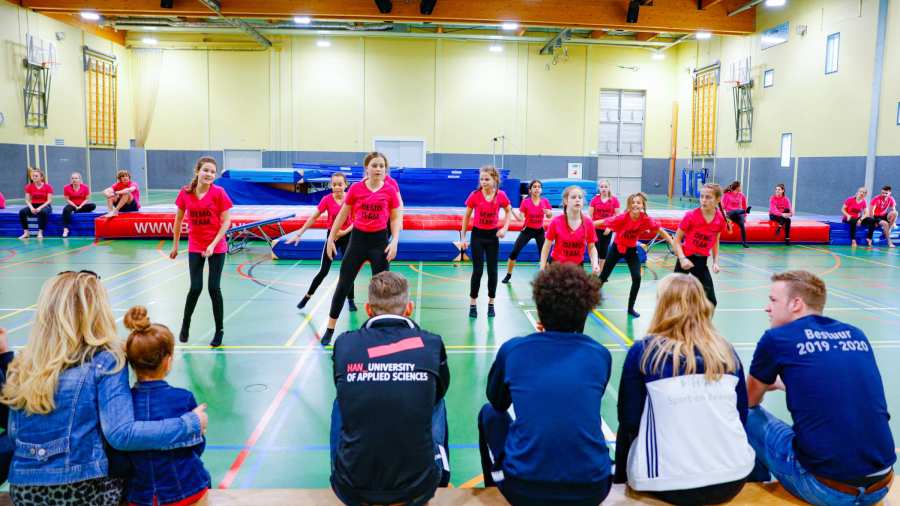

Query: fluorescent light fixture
294;16;312;24
316;40;331;47
489;45;503;52
695;31;712;40
652;51;665;60
501;21;519;31
145;26;158;31
765;0;786;6
80;11;100;21
761;35;785;45
141;37;158;45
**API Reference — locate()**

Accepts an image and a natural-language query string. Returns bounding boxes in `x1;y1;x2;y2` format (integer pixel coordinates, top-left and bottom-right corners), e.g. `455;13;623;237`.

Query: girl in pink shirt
722;181;751;248
460;166;511;318
170;156;234;347
103;169;140;217
540;185;599;273
589;179;621;273
61;171;96;237
321;152;403;345
596;193;674;318
18;168;53;239
287;173;357;312
502;179;552;284
768;183;792;245
842;187;869;247
672;183;727;306
0;190;5;209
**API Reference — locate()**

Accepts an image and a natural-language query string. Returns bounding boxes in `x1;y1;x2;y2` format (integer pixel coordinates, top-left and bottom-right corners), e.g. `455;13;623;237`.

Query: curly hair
532;263;600;332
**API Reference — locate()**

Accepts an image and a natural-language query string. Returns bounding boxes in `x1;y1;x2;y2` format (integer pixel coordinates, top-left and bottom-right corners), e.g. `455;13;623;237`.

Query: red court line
0;249;17;263
217;345;318;489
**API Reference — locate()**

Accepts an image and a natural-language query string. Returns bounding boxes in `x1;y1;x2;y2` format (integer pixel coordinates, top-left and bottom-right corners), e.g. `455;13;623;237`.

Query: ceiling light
142;37;158;45
80;11;100;21
652;51;665;60
316;40;331;47
695;31;712;40
489;45;503;52
765;0;786;6
501;22;518;31
145;26;158;31
294;16;312;24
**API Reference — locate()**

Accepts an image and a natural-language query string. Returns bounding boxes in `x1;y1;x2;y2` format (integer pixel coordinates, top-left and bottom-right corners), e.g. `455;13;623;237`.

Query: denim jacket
127;380;210;506
7;350;203;486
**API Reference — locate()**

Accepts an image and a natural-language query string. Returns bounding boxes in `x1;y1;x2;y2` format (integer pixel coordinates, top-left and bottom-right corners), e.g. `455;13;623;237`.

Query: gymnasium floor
0;193;898;490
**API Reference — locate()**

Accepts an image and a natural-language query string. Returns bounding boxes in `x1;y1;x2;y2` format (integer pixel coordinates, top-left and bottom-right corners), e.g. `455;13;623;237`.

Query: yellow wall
877;0;900;156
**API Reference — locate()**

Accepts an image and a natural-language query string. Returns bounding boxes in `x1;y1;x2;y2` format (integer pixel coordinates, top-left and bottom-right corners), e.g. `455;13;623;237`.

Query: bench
225;213;295;254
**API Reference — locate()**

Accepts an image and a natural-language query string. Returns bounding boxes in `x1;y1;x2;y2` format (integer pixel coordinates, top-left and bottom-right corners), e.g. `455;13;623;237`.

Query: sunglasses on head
58;270;101;280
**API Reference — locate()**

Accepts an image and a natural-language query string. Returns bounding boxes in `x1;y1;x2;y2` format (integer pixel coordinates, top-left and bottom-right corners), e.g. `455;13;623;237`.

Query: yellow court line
407;263;468;283
592;309;633;346
0;240;107;271
283;279;339;346
459;474;485;489
800;245;897;270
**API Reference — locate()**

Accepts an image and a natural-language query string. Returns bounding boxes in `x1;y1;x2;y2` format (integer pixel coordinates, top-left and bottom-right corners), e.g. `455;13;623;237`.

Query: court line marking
415;261;423;322
592;309;633;346
0;240;105;271
283;278;339;347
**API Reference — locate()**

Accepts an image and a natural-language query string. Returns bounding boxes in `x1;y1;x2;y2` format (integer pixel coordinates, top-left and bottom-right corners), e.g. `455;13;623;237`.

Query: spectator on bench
330;271;450;506
61;171;97;238
479;263;613;506
747;270;895;505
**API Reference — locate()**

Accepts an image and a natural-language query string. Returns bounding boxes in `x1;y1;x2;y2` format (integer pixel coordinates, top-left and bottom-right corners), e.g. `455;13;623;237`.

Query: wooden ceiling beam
43;11;127;45
700;0;728;9
19;0;755;34
634;31;658;41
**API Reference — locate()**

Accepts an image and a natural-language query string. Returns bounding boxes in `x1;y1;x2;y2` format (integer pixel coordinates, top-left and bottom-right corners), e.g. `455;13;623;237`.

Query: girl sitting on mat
842;187;869;248
321;152;402;346
672;183;727;307
170;156;233;347
0;190;6;209
540;185;599;275
768;183;792;245
104;170;141;218
589;179;620;273
502;179;551;284
61;171;97;238
287;172;357;312
18;168;53;239
597;193;674;319
460;165;511;318
722;181;751;248
123;306;211;506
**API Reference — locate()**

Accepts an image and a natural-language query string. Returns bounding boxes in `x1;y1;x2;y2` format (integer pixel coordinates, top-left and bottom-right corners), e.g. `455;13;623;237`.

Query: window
825;33;840;74
896;102;900;125
761;22;789;50
763;69;775;88
84;47;118;147
780;133;792;168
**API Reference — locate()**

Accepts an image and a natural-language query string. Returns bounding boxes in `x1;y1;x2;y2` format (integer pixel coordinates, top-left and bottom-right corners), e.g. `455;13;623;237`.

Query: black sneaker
746;206;752;213
209;330;224;348
296;295;311;310
347;299;358;312
487;304;496;318
785;238;791;246
501;273;511;284
775;225;782;236
469;305;477;318
321;328;335;346
627;308;641;318
179;325;189;344
742;243;750;248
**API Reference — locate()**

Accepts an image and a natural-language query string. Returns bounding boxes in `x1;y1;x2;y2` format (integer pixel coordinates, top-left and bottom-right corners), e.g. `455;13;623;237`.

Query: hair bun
123;306;152;332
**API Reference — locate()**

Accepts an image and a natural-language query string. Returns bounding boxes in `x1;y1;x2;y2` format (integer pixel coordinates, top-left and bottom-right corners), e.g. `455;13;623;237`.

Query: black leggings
599;246;642;311
306;232;354;300
845;217;861;242
864;215;891;240
674;254;717;306
650;477;746;506
329;229;390;319
62;203;97;226
595;230;612;260
508;227;545;261
727;210;747;244
183;252;226;332
470;227;499;299
769;213;791;239
19;205;52;231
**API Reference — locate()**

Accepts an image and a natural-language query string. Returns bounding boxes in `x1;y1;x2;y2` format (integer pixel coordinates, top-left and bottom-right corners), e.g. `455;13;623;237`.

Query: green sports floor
0;194;898;490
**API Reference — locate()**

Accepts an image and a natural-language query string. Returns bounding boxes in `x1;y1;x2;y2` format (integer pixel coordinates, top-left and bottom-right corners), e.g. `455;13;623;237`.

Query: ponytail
190;156;218;195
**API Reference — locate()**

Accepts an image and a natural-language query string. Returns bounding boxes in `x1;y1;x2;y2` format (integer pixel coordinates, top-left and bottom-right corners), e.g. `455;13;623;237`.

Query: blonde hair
627;192;649;212
702;183;723;200
597;179;612;197
562;185;585;213
29;167;45;183
479;165;500;190
771;270;827;313
1;272;125;414
641;274;737;381
368;272;409;316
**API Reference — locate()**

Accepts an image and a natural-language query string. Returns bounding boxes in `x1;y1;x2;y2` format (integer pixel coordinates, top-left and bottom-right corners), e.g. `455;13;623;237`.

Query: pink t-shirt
589;195;620;224
318;193;352;231
843;197;867;220
346;180;401;232
721;191;747;213
25;183;53;205
607;212;661;254
175;185;234;254
0;191;5;209
465;190;511;230
769;195;791;215
519;197;552;229
113;181;141;209
679;208;726;257
546;214;598;264
871;195;896;217
64;184;91;207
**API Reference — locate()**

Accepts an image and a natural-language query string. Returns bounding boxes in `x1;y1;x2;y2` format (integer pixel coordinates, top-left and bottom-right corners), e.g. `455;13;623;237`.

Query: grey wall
0;143;28;199
146;150;223;189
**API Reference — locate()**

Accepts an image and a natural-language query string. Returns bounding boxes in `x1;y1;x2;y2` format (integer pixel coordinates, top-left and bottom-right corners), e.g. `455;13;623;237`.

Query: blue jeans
746;406;890;506
329;399;450;506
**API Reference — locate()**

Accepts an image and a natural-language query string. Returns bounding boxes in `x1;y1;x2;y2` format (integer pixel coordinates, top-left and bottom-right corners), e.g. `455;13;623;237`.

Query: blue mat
0;206;106;237
826;219;898;246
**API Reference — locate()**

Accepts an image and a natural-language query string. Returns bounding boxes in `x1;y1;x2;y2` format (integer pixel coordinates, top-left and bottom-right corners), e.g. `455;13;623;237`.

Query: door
373;138;426;168
597;90;645;196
